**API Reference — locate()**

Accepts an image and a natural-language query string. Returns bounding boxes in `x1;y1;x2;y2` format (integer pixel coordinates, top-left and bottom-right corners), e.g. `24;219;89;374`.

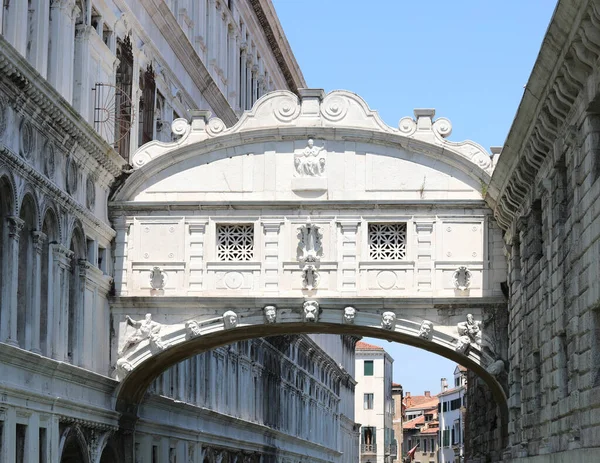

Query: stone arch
0;169;17;216
98;434;121;463
67;222;86;364
16;183;41;228
59;425;91;463
40;206;60;356
114;308;508;446
0;171;17;332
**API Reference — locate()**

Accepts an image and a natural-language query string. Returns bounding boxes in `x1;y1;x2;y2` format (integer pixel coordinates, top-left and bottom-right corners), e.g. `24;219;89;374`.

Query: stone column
30;0;51;74
72;24;94;121
78;259;94;369
246;59;253;109
262;221;282;292
2;408;17;462
188;221;208;294
239;45;247;110
48;0;79;101
207;0;218;67
3;0;28;54
31;231;47;354
414;220;435;292
2;216;24;346
338;219;360;293
52;244;73;361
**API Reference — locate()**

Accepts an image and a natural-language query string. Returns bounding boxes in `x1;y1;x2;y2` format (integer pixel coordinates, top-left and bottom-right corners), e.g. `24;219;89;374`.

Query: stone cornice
0;37;126;179
248;0;306;94
0;147;117;243
487;0;596;231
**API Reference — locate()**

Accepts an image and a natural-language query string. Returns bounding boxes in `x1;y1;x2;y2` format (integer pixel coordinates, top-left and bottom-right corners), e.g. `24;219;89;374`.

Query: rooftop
356;341;385;351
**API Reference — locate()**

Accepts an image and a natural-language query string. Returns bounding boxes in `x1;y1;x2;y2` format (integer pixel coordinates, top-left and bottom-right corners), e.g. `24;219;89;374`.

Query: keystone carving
418;320;434;341
263;305;277;323
223;310;238;329
303;300;319;322
115;358;133;381
381;311;396;330
343;306;356;324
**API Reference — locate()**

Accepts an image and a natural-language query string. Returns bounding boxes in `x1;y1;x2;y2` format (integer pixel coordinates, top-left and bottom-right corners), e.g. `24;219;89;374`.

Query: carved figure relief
86;174;96;210
298;219;323;290
455;313;482;353
66;157;78;195
186;320;202;338
19;120;33;160
418;320;434;341
294;139;326;177
223;310;238;329
115;358;133;381
43;141;55;179
149;266;166;290
263;305;277;323
343;306;356;324
0;98;7;138
119;313;162;355
381;311;396;330
452;266;472;291
303;300;319;322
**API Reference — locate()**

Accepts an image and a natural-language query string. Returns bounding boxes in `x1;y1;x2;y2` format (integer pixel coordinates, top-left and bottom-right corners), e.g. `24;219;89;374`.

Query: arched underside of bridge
114;297;508;440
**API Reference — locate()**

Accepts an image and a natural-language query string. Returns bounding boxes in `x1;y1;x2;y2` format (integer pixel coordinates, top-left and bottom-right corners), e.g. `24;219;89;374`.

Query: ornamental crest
294;138;326;177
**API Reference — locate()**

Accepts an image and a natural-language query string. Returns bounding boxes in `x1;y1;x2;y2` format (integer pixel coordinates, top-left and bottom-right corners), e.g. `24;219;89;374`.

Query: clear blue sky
272;0;557;395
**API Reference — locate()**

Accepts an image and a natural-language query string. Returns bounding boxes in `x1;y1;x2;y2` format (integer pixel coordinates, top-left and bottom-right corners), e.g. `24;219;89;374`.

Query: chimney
425;391;431;397
405;392;410;398
441;378;448;392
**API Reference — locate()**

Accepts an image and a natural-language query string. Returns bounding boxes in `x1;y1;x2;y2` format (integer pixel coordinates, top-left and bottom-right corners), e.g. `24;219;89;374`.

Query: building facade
392;383;404;461
438;366;467;463
355;341;396;463
0;0;359;461
402;392;440;463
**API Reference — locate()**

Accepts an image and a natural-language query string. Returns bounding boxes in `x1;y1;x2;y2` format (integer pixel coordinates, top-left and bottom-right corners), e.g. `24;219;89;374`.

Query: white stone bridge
109;89;509;452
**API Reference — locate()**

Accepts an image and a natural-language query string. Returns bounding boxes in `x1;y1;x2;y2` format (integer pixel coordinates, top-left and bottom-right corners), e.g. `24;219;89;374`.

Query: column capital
32;231;47;253
7;216;25;239
262;220;283;232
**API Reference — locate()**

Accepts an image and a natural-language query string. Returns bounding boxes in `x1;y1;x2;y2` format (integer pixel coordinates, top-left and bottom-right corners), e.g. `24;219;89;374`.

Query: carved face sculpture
455;335;471;354
186;320;201;337
418;320;434;340
223;310;238;329
303;300;319;322
343;306;356;324
264;305;277;323
467;313;474;324
381;311;396;330
307;138;314;149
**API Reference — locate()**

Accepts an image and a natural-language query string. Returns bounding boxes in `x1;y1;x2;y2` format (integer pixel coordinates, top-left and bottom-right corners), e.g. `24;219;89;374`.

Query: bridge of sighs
109;89;509;456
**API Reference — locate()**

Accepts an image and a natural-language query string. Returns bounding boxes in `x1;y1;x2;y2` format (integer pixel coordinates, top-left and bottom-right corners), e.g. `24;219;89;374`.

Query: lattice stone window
368;223;407;260
217;224;254;261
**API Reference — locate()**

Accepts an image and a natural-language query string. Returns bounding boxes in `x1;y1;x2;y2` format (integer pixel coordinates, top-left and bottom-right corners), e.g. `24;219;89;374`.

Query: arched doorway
60;427;90;463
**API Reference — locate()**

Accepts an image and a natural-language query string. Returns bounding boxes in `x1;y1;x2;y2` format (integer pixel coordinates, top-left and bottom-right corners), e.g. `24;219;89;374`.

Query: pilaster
72;24;94;120
113;218;132;296
30;231;47;354
414;220;435;292
3;0;28;55
48;0;79;101
338;219;360;293
2;216;24;346
262;220;282;291
187;221;208;294
51;244;73;361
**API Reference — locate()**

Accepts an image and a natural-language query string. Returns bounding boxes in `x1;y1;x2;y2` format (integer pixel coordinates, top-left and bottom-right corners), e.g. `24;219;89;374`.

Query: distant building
438;366;467;462
402;391;440;462
392;382;404;460
355;341;396;463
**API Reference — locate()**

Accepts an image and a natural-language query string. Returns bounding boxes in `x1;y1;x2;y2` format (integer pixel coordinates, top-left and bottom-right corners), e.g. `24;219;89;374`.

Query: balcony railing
361;444;377;454
385;444;397;455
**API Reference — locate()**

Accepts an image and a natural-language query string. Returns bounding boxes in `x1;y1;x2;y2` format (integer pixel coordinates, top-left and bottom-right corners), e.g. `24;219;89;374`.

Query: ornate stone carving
66;157;78;195
303;300;319;322
7;216;25;240
263;305;277;323
19;120;34;160
455;313;482;353
32;231;47;254
273;94;300;122
343;306;356;324
452;266;472;291
418;320;434;341
321;93;349;122
0;98;7;138
115;358;133;381
185;320;202;338
486;359;505;377
149;266;166;290
43;141;55;179
294;139;326;177
381;311;396;330
85;174;96;210
298;219;322;291
223;310;239;329
119;314;162;355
